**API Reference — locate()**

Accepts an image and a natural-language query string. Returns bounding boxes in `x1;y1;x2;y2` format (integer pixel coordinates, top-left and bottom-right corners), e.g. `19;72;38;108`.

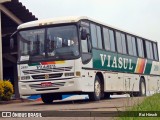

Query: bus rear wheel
130;78;146;97
41;93;54;104
139;78;146;96
89;76;102;101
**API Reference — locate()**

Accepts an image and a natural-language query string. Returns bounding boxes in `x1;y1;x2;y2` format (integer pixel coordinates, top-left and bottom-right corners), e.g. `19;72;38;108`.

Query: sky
19;0;160;45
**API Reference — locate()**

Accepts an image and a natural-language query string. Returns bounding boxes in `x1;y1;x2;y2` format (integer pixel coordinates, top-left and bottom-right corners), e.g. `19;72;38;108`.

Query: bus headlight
21;76;30;80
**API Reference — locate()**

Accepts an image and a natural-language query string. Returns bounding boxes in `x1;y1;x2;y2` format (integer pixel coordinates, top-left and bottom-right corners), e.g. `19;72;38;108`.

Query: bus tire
41;93;54;104
139;78;146;96
89;76;101;101
130;92;139;97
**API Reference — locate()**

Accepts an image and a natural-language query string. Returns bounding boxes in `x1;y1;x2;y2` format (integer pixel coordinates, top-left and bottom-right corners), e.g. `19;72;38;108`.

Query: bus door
80;21;92;64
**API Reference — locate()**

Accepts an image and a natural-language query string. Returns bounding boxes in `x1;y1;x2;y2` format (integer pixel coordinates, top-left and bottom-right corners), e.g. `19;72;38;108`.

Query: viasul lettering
100;54;133;70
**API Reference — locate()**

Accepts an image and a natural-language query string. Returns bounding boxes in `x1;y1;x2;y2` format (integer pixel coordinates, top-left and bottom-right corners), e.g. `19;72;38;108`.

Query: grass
118;93;160;120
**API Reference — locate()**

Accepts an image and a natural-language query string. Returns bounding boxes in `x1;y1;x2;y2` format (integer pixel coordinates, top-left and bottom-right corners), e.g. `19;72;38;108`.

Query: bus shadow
27;99;92;106
23;98;127;111
24;97;127;106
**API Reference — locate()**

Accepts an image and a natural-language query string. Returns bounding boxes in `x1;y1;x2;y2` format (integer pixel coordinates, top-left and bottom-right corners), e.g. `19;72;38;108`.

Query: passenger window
103;28;110;50
109;30;116;52
149;42;153;59
145;41;153;59
132;37;137;56
90;24;97;48
116;32;127;54
127;35;133;55
116;32;122;53
145;41;150;59
90;24;102;49
127;35;137;56
121;33;127;54
97;26;102;49
137;38;144;57
153;43;159;60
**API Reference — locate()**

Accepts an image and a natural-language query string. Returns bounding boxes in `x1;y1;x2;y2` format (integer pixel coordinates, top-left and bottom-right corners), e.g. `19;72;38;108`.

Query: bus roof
17;16;88;29
18;16;156;42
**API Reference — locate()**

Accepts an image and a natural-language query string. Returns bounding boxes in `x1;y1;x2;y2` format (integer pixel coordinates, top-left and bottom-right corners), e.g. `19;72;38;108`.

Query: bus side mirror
81;29;87;40
10;38;14;49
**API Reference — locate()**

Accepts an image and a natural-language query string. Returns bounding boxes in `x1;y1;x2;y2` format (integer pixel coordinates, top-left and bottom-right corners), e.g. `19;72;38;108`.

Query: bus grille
22;67;72;75
32;73;63;79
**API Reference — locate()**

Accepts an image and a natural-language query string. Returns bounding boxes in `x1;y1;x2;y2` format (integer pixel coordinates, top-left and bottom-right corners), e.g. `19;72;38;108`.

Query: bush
0;80;14;101
0;80;4;97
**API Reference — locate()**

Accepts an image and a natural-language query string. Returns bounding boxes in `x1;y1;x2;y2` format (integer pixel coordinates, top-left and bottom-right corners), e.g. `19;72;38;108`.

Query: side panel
92;49;160;75
105;72;119;91
148;76;160;94
92;49;160;93
150;61;160;75
124;73;139;91
104;72;139;92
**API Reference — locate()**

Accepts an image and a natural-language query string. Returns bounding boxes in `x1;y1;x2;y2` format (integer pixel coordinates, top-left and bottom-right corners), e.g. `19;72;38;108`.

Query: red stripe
41;61;55;65
36;98;42;101
139;59;145;73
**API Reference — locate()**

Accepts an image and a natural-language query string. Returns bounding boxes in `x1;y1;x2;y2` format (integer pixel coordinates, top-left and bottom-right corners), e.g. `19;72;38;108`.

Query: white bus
14;16;160;103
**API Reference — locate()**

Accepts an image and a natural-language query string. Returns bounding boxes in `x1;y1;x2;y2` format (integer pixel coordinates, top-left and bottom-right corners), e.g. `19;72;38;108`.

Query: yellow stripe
55;61;65;64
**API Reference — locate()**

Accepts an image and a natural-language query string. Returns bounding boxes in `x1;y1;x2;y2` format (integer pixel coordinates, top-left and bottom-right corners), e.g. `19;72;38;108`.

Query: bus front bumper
18;77;83;95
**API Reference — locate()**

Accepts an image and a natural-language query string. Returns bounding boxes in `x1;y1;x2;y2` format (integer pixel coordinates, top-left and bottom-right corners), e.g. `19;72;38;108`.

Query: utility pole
0;11;3;80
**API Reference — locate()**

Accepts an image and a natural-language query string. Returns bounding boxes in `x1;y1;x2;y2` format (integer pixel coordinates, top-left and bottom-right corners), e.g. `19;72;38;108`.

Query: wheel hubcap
95;80;101;97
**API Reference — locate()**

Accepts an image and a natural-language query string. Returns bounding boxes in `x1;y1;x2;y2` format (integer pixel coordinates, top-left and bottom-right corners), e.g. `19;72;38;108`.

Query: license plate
41;82;52;87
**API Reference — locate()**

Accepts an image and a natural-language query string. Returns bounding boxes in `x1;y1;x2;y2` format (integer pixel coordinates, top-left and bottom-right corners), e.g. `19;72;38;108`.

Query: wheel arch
140;76;146;83
140;76;146;87
139;75;147;96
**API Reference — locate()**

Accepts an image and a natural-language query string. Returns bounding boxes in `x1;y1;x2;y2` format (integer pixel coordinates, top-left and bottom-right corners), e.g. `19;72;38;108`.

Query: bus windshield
18;25;79;62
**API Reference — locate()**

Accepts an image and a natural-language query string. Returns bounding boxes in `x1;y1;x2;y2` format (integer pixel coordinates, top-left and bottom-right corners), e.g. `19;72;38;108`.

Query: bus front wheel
89;76;102;101
41;93;54;104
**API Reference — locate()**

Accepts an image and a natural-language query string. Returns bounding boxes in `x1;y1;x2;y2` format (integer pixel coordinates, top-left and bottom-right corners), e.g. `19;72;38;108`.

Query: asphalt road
0;95;145;120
